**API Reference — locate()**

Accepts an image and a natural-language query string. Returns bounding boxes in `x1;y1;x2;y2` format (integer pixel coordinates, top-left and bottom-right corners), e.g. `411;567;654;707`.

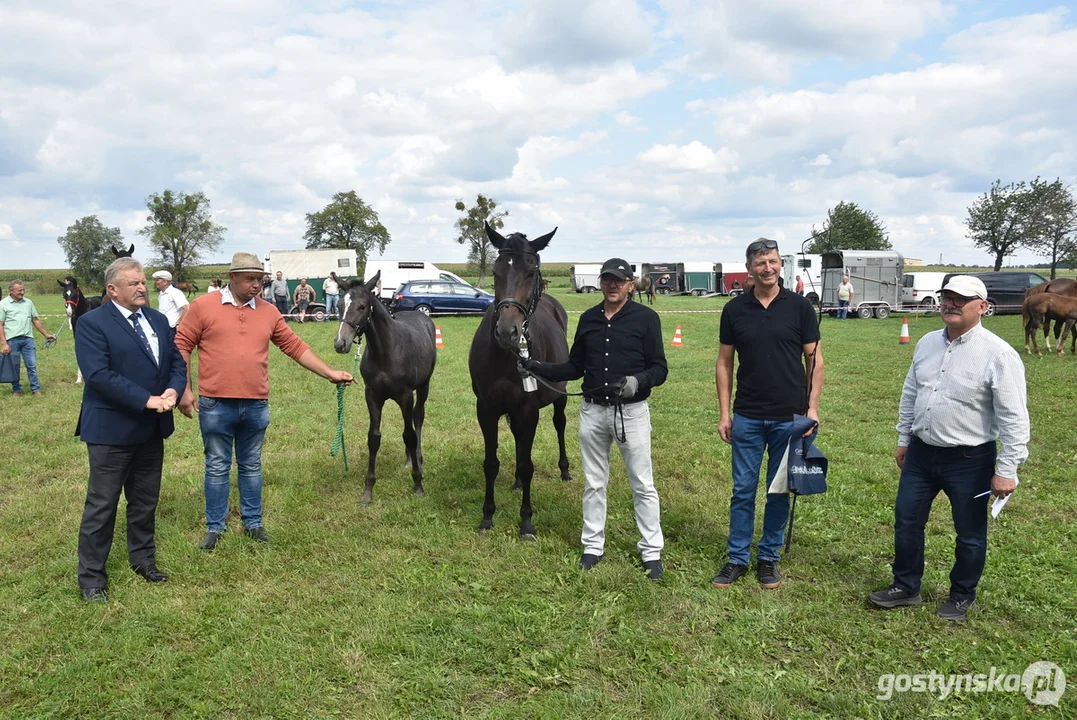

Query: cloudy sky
2;0;1075;270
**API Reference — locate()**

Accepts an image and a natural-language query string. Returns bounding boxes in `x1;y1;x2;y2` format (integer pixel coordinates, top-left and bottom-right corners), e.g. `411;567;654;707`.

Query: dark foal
469;222;572;540
334;272;437;505
57;276;103;384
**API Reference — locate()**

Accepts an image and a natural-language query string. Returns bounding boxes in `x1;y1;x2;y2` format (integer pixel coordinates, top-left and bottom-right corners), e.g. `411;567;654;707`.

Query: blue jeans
728;415;795;566
837;299;850;319
274;297;290;318
325;294;339;320
892;437;994;602
7;336;39;393
198;397;271;532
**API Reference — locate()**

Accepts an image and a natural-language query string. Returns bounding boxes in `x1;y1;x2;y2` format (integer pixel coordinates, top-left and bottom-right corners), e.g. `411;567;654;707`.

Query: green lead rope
331;340;362;471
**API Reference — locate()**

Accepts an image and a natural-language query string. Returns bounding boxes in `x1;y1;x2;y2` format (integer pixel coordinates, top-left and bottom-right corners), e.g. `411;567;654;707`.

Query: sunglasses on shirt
746;239;779;258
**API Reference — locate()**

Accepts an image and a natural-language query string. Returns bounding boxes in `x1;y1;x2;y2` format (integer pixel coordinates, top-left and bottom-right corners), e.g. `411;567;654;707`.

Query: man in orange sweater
175;252;353;550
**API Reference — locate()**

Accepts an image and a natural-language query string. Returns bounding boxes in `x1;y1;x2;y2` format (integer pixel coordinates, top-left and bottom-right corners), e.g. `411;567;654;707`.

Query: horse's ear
57;279;66;288
364;270;381;293
485;221;507;249
127;244;135;256
530;227;557;253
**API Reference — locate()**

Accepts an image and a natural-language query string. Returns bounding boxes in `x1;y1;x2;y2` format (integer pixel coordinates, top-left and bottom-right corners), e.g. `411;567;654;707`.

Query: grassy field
0;286;1074;719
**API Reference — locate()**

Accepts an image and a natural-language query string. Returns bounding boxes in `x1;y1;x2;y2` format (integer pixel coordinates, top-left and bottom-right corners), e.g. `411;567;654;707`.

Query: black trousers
77;433;164;590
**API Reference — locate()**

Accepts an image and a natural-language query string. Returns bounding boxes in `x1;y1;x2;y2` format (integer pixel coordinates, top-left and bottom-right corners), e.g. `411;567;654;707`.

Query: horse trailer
265;248;359;320
820;250;904;319
571;264;603;293
684;262;721;296
649;263;684;295
782;253;824;303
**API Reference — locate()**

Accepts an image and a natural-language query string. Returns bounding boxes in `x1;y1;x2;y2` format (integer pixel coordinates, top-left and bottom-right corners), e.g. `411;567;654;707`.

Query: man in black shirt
523;258;668;579
712;238;824;589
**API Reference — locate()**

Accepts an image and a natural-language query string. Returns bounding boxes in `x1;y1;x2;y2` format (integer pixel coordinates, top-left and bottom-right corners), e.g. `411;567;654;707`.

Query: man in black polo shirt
522;258;668;580
712;238;824;589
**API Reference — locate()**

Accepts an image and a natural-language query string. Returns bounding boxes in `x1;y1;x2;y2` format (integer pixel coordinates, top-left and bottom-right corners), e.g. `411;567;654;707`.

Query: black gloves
613;375;640;399
518;357;544;378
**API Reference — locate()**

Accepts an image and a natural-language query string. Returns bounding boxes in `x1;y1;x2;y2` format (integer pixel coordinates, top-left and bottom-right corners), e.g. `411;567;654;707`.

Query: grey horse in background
634;276;656;304
334;271;437;505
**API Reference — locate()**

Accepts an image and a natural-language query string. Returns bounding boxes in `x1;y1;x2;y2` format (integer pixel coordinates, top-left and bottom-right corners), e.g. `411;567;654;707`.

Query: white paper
991;478;1019;519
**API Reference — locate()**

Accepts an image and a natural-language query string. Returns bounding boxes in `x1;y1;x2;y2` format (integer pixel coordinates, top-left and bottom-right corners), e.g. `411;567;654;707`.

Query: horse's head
111;243;135;258
57;276;81;317
335;272;380;353
488;221;556;351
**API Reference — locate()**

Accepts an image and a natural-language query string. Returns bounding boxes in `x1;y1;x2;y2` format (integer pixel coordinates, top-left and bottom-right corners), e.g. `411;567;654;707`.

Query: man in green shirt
0;280;56;396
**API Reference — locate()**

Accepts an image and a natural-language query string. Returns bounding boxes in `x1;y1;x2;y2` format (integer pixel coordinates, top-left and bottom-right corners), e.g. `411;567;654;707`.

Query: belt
585;396;617;406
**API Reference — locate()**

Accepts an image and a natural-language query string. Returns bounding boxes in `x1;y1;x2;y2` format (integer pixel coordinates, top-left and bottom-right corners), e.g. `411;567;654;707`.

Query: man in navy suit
74;257;187;603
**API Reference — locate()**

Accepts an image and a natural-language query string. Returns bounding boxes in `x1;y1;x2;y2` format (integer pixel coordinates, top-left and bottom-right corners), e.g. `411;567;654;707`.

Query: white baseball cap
941;275;987;300
151;270;172;282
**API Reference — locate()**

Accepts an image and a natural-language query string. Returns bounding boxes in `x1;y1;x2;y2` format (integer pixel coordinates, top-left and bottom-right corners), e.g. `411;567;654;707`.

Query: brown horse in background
173;280;199;297
1023;292;1077;355
633;276;656;304
1026;278;1077;344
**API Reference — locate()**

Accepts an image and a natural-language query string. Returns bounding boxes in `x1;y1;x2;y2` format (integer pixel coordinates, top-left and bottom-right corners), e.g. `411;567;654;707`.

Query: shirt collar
220;284;258;309
943;321;983;344
114;302;142;321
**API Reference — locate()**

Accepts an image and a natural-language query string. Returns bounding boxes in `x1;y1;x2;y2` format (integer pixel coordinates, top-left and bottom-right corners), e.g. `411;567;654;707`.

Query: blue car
390;280;494;316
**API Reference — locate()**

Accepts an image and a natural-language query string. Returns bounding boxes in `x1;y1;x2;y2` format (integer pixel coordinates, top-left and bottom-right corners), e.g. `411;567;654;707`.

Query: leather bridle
493;249;544;338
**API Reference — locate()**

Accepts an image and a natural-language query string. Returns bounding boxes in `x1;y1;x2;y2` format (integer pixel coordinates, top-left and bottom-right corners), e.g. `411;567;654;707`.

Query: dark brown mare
334;272;438;505
634;276;656;304
469;222;572;539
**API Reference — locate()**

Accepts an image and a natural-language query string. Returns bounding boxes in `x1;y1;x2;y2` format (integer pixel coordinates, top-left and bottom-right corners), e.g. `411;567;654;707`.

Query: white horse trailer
820;250;904;319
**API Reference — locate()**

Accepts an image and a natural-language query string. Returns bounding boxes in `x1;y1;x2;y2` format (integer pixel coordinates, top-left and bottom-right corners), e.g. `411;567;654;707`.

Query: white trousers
577;399;664;561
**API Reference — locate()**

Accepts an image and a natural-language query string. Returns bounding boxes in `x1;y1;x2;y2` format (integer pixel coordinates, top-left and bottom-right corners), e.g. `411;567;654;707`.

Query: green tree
965;180;1041;272
1024;178;1077;279
303;191;391;276
139;190;226;279
56;216;125;286
807;201;891;253
454;195;507;288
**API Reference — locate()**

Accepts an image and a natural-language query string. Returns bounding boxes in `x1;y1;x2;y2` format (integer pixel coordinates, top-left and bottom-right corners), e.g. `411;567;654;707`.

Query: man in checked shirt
869;275;1030;621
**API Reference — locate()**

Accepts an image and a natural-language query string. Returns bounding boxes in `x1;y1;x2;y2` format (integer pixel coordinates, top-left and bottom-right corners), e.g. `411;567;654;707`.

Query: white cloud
639;141;739;173
811;154;832;167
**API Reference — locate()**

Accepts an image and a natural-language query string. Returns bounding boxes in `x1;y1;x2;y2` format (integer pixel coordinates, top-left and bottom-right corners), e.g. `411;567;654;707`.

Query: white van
364;260;482;301
902;272;948;309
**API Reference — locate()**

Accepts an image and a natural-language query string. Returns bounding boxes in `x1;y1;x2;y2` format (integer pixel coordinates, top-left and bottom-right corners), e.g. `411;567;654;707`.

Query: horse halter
339;290;379;345
493;249;544;335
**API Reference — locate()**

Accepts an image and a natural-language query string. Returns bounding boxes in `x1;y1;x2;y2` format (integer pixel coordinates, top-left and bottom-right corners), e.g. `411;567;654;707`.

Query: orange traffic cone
671;325;683;347
435;325;445;349
898;317;910;345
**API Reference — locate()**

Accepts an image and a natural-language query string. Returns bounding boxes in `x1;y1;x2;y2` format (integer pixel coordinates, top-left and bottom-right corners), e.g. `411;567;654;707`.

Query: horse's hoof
478;526;491;536
511;482;522;492
519;532;536;542
561;474;573;483
414;488;425;498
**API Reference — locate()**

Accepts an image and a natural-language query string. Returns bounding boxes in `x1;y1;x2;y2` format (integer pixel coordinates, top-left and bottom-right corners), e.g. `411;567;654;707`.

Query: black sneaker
868;584;923;608
578;553;604;570
642;559;664;581
711;562;748;588
245;526;270;543
756;560;782;588
937;597;975;621
199;531;222;551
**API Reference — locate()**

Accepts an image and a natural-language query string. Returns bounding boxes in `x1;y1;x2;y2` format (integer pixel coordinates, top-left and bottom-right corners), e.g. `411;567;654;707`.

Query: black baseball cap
600;258;633;280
